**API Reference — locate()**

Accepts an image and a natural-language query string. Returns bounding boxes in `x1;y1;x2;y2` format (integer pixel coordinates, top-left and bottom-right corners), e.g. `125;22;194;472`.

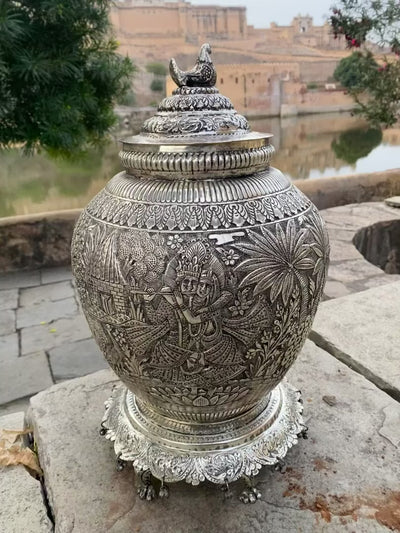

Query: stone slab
384;196;400;208
17;297;77;329
328;259;383;284
0;412;53;533
0;333;19;360
21;315;91;356
41;267;72;285
49;338;108;381
29;342;400;533
328;239;362;262
0;288;18;311
0;309;15;336
0;270;40;290
323;280;351;300
362;274;400;290
311;281;400;401
20;281;74;307
0;397;30;418
0;352;53;404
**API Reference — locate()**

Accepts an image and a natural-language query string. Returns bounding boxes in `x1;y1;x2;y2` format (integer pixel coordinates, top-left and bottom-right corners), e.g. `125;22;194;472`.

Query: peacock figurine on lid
71;43;329;502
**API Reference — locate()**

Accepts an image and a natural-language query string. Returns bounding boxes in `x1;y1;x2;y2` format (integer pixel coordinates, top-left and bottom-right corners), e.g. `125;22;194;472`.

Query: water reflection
1;112;400;218
331;127;382;164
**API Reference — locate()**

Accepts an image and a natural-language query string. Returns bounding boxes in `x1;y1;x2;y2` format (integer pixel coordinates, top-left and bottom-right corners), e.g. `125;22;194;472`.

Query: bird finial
169;43;217;88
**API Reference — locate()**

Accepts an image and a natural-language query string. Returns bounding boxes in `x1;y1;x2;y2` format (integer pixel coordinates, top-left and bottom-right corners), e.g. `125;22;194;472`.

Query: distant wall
1;170;400;273
296;169;400;210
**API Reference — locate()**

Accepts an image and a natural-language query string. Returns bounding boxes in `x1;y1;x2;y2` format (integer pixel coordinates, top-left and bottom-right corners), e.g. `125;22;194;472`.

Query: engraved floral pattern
234;219;314;305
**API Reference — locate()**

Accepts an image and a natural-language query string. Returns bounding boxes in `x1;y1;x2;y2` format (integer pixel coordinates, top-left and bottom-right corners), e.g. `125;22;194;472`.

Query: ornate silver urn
71;44;329;501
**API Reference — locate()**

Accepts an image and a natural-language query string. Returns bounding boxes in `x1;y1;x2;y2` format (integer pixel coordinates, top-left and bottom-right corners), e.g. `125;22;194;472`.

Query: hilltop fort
111;0;352;115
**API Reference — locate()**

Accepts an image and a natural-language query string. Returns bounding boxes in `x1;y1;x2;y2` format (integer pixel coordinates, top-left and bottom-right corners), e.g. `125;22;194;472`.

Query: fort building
111;0;352;115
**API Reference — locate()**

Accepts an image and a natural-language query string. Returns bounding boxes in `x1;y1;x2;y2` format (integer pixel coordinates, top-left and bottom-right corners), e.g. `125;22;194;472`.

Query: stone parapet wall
296;169;400;210
0;210;80;273
1;169;400;273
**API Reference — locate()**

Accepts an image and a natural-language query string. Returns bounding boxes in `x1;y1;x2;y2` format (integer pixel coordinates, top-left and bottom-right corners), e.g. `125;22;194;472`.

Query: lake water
1;112;400;218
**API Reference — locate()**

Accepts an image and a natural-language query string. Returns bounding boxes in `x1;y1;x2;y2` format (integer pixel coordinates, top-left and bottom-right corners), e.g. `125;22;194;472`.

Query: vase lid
120;44;274;179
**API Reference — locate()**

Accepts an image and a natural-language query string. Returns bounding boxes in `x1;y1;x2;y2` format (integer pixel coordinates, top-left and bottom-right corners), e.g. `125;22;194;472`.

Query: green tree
330;0;400;126
0;0;135;157
334;51;378;89
146;62;167;76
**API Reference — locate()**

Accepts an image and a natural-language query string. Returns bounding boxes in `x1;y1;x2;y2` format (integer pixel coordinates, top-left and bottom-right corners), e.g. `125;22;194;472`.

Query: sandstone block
311;281;400;401
0;270;40;290
49;338;108;381
0;333;19;360
0;310;15;336
29;342;400;533
17;298;77;329
21;315;91;356
0;412;53;533
0;352;53;404
20;281;74;307
41;267;72;285
0;288;18;311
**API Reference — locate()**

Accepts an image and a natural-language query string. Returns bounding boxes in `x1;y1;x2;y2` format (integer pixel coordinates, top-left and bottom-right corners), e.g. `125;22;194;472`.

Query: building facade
111;0;247;41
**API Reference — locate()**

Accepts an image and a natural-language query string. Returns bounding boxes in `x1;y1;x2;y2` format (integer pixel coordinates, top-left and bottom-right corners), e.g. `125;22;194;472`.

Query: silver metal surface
71;43;329;497
101;382;304;485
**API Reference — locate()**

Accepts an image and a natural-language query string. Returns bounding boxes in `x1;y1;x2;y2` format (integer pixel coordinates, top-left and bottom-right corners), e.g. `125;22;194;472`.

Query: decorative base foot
137;470;156;501
298;425;309;439
239;475;262;504
101;381;304;496
116;454;126;472
239;487;262;504
159;479;169;499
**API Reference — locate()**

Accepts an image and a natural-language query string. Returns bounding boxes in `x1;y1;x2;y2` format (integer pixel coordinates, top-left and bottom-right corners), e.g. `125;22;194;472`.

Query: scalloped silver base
101;381;304;486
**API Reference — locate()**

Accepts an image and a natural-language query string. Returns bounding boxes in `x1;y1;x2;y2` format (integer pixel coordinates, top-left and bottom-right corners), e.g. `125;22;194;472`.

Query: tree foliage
334;51;378;89
0;0;135;157
150;79;164;93
330;0;400;127
146;62;167;76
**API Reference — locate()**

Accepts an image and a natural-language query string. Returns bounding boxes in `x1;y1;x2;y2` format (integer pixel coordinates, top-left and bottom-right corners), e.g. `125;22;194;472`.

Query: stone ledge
0;412;53;533
29;342;400;533
311;281;400;402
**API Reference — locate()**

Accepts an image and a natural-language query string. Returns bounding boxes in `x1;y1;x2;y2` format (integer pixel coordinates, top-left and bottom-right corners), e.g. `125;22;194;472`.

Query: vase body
72;164;328;422
71;48;329;485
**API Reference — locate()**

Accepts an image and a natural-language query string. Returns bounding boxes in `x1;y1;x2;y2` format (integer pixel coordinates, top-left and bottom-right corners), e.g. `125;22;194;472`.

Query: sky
191;0;335;28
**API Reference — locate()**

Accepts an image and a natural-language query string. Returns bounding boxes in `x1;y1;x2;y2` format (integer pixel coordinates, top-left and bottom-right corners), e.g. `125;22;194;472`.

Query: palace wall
111;2;247;40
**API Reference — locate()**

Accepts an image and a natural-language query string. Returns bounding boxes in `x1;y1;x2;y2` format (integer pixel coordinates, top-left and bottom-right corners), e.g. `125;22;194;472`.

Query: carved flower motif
218;248;240;266
167;234;183;250
234;219;315;306
229;288;252;317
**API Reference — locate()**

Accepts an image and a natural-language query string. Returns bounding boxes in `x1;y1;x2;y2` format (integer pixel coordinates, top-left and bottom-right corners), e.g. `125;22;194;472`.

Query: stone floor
0;201;399;415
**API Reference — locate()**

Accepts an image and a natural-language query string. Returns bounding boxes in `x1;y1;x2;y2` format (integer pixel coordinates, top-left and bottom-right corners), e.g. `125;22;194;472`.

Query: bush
330;0;400;126
146;62;167;76
150;79;164;93
118;89;136;106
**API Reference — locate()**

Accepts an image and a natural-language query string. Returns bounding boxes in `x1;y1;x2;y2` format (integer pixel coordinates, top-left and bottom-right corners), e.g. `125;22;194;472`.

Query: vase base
101;381;305;490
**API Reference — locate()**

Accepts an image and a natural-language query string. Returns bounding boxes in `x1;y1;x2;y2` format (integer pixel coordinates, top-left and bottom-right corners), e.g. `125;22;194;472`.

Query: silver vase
71;44;329;498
